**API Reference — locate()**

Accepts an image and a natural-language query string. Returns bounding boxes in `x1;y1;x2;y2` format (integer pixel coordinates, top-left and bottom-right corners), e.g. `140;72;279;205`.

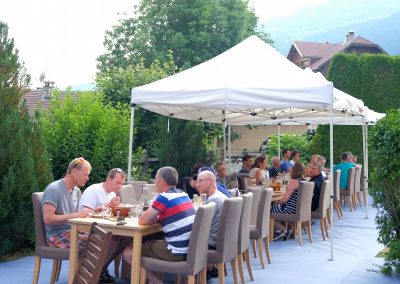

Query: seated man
198;166;231;197
195;170;227;278
307;161;324;211
269;156;282;179
239;154;253;174
333;152;356;190
280;148;292;173
78;168;131;281
123;167;196;284
215;162;237;188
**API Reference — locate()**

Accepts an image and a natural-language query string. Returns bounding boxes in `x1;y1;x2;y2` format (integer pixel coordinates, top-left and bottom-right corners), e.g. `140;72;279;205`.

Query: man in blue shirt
280;149;292;173
333;152;356;189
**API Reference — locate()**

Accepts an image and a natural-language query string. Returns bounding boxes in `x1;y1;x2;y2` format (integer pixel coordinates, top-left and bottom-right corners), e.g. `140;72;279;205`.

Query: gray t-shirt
42;179;81;238
206;190;228;248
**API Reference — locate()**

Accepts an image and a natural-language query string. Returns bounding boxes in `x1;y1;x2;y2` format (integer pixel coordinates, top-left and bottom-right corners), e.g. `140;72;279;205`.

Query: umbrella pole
329;105;334;261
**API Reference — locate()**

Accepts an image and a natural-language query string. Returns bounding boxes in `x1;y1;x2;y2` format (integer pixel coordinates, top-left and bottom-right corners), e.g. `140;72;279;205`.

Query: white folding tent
129;35;371;260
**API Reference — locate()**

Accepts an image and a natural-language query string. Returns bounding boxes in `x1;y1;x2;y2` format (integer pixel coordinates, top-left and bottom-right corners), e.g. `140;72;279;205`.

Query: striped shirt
152;188;195;255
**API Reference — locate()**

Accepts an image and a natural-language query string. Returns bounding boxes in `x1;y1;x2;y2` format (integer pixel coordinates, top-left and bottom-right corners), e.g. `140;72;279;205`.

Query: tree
265;134;311;164
369;109;400;275
97;0;272;72
40;91;132;185
0;21;52;255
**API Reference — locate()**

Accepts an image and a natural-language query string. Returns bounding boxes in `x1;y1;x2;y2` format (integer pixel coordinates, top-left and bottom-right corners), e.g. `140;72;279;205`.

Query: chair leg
50;259;59;284
306;221;313;243
362;190;368;206
257;238;265;269
352;194;357;209
199;268;206;284
296;221;303;246
324;217;329;237
224;263;228;276
269;217;275;242
230;259;239;284
32;256;41;284
348;196;353;212
114;255;121;278
217;262;225;284
326;207;331;226
334;202;341;219
251;239;257;258
319;218;326;241
188;275;195;284
237;253;245;284
55;260;62;281
356;192;362;207
338;201;344;217
140;267;147;284
244;249;254;281
263;237;271;264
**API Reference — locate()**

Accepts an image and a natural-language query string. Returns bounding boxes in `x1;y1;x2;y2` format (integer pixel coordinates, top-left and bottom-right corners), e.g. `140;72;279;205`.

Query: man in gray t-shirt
42;157;92;248
195;170;227;248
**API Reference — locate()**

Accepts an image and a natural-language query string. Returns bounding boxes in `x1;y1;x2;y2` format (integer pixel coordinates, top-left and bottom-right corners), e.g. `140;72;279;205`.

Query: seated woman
249;155;269;185
271;162;306;240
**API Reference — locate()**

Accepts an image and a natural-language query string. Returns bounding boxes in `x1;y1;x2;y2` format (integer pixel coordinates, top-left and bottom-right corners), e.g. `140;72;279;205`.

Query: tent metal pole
361;116;368;219
228;124;232;171
223;110;227;163
127;105;135;181
365;122;369;219
277;123;281;157
329;105;334;261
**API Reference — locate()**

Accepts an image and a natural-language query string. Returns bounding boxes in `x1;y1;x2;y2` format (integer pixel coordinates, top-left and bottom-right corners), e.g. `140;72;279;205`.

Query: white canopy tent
129;35;375;260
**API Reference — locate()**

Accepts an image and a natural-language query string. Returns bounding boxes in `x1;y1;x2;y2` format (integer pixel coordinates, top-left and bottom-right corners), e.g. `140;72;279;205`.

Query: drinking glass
200;193;207;205
130;205;141;223
103;206;111;220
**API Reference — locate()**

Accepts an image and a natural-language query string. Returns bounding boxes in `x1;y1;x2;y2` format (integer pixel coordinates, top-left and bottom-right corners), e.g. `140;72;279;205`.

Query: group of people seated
41;157;231;283
41;150;360;283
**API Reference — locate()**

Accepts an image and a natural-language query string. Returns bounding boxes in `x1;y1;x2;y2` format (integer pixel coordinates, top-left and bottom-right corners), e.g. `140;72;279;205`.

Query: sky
0;0;327;89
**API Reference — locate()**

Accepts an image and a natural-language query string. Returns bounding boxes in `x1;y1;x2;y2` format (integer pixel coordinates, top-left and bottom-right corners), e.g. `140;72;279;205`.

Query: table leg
131;231;143;284
68;224;79;284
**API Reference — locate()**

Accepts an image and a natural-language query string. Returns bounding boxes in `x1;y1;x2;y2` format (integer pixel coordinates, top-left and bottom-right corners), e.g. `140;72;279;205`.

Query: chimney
345;31;355;43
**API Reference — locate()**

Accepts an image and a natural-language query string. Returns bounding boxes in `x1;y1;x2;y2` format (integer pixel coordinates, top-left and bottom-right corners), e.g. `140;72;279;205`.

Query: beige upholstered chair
237;192;254;284
32;192;70;284
237;173;250;192
73;222;113;284
228;188;239;197
311;180;330;240
354;166;363;208
139;203;216;284
333;170;343;218
340;167;356;211
271;181;315;246
207;197;243;284
126;180;147;194
143;183;157;195
120;184;143;203
249;188;273;269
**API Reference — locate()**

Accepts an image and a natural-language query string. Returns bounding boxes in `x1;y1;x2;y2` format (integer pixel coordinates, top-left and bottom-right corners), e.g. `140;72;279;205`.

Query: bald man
195;170;227;250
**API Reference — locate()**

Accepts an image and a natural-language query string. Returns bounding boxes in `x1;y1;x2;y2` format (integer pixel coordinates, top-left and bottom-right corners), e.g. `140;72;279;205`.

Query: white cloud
0;0;326;89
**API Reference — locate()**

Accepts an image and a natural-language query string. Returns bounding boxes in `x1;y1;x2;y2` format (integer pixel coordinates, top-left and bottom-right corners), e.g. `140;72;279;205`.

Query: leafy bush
40;91;132;185
369;109;400;275
265;133;311;164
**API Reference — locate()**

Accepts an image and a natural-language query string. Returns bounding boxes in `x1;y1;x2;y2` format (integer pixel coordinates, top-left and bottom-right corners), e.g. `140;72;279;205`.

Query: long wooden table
68;217;162;284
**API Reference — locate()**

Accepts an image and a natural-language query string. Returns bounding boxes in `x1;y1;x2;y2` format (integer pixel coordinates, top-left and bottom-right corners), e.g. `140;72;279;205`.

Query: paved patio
1;196;399;284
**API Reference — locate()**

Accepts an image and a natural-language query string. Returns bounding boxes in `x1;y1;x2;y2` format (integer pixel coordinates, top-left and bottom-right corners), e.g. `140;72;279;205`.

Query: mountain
263;0;400;56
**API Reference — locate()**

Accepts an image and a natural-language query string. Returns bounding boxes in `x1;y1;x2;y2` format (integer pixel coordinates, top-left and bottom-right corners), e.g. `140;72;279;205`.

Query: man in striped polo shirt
123;166;195;283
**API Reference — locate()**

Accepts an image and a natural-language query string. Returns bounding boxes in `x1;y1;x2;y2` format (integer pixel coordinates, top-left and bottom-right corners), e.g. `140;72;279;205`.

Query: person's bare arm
138;207;159;225
42;203;91;225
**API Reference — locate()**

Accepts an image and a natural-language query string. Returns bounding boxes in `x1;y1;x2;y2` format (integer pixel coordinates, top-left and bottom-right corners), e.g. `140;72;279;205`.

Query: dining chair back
126;180;147;194
143;183;157;195
340;167;356;211
249;188;273;269
73;223;113;284
245;187;262;225
120;184;142;203
333;170;343;218
359;168;368;206
140;203;216;284
228;188;239;197
237;192;254;283
354;166;363;207
237;173;250;192
32;192;70;284
271;181;315;246
207;197;243;284
311;180;330;240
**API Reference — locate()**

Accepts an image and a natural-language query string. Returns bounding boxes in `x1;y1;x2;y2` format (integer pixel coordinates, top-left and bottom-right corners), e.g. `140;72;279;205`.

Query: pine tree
0;21;52;255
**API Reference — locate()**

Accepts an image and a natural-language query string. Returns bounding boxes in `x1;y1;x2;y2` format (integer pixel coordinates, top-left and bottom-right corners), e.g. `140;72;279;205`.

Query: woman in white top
249;155;269;185
290;150;300;166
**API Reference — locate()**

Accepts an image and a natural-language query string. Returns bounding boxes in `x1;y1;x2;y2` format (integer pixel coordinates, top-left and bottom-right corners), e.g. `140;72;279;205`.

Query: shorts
47;231;88;251
141;239;186;262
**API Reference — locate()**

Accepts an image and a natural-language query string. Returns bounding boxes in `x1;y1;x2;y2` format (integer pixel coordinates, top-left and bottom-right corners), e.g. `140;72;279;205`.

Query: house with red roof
287;31;387;75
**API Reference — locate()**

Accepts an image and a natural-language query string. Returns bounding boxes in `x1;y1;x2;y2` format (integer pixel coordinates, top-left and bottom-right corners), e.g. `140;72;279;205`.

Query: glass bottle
140;186;150;211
